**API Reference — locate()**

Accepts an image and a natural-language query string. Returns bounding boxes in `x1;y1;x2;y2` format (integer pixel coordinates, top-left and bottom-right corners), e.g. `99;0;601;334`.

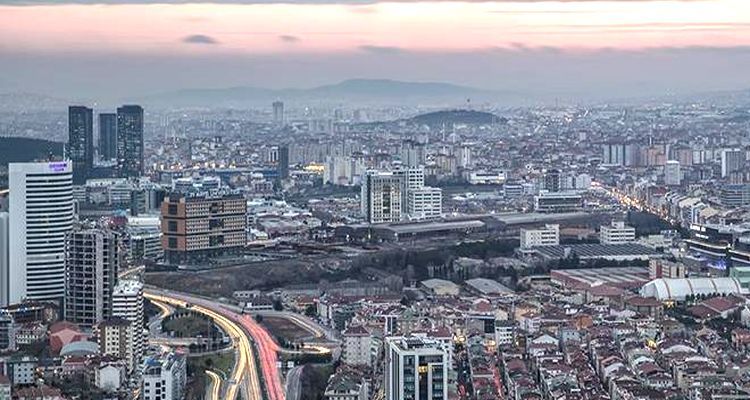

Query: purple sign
48;162;68;172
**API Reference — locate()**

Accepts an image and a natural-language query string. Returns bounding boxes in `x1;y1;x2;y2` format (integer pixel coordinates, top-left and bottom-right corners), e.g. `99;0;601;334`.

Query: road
284;366;304;400
205;370;221;400
144;290;264;400
237;313;286;400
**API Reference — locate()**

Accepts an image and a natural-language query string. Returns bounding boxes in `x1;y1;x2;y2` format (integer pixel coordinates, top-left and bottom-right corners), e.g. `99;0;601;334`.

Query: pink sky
2;0;750;54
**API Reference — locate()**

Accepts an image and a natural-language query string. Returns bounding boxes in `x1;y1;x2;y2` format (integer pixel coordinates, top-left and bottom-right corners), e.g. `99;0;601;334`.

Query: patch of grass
163;314;215;338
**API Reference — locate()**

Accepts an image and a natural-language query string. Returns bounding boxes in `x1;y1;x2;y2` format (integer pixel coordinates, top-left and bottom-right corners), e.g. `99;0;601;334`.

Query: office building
520;224;560;249
664;160;681;186
278;145;290;180
116;105;144;178
68;106;94;184
533;191;583;213
722;149;745;178
400;140;426;168
406;187;442;222
99;113;117;161
7;162;74;305
600;221;636;245
361;171;403;224
142;351;187;400
161;190;247;265
272;101;284;125
720;184;750;207
385;336;449;400
96;318;136;372
0;213;8;307
112;280;144;370
64;228;120;330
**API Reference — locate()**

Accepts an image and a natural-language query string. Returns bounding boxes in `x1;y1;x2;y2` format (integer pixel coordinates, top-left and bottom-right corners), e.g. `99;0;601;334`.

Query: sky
1;0;750;101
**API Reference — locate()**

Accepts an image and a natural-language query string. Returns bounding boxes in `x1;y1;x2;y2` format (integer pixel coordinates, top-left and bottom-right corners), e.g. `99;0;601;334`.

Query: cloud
1;0;712;4
278;35;300;43
182;34;219;44
358;45;402;54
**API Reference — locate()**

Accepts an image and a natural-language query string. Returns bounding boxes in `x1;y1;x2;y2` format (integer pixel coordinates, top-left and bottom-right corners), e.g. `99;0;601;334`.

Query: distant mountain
0;137;64;165
137;79;511;108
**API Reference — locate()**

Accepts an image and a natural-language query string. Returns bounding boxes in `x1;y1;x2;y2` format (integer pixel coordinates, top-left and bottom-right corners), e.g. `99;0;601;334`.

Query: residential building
722;149;744;178
385;336;449;400
342;325;373;367
142;351;187;400
665;160;681;186
96;318;135;372
112;280;144;370
406;187;442;222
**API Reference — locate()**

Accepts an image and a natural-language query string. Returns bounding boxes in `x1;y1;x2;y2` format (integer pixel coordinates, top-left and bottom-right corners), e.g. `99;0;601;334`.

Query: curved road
205;370;221;400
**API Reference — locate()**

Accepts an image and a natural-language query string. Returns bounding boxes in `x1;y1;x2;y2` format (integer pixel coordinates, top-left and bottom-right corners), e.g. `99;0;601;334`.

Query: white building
112;280;144;371
664;160;681;186
361;171;403;224
520;224;560;249
65;228;120;329
533;191;583;213
600;221;636;245
0;213;8;307
324;156;366;186
495;321;514;346
6;162;73;306
142;351;187;400
721;149;745;178
407;187;442;221
342;325;372;367
323;372;369;400
95;362;125;393
385;336;448;400
97;318;135;372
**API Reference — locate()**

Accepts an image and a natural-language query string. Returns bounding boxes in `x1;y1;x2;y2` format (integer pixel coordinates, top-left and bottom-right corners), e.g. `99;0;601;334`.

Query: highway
284;366;304;400
205;370;221;400
144;290;264;400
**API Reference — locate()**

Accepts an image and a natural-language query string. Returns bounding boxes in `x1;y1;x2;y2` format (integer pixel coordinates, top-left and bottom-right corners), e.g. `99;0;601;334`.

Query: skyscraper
385;336;449;400
68;106;94;184
64;228;120;329
116;105;144;178
7;162;74;305
99;113;117;161
272;101;284;125
278;145;290;180
722;149;744;178
0;213;8;307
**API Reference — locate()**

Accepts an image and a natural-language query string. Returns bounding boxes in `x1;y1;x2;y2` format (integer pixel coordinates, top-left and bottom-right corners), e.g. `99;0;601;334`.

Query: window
168;204;178;215
168;237;177;248
167;221;177;232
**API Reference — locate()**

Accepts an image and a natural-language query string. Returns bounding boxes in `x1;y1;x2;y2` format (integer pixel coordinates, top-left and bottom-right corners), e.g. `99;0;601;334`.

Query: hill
409;109;506;126
0;137;64;165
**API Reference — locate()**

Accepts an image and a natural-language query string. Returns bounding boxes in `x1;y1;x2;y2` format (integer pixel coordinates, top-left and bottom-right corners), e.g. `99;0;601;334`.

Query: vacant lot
260;316;313;344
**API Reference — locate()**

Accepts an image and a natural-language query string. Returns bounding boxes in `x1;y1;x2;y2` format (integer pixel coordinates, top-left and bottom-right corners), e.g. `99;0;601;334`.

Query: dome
640;278;745;301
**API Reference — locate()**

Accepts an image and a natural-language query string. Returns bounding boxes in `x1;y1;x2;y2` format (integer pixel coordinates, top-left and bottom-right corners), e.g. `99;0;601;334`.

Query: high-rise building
361;171;403;224
68;106;94;184
278;145;289;180
64;228;120;329
0;213;8;307
664;160;681;186
161;190;247;265
385;336;449;400
400;140;426;168
406;187;442;222
722;149;744;178
99;113;117;161
116;105;144;178
272;101;284;125
112;280;144;370
7;162;74;305
544;169;562;192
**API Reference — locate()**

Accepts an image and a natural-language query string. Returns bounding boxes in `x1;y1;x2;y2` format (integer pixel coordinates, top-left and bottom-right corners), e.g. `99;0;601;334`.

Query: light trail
205;370;221;400
144;292;263;400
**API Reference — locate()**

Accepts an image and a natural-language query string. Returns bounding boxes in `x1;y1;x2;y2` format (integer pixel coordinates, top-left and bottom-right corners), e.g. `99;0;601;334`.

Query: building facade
161;190;247;265
99;113;117;161
7;162;74;306
520;224;560;249
385;336;449;400
600;221;636;245
116;105;144;178
361;171;403;224
68;106;94;184
112;280;144;370
64;228;120;329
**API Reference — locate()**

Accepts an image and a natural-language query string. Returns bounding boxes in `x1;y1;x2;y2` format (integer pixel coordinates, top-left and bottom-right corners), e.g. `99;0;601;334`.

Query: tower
272;101;284;126
116;105;144;178
8;162;73;305
68;106;94;184
99;113;117;161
